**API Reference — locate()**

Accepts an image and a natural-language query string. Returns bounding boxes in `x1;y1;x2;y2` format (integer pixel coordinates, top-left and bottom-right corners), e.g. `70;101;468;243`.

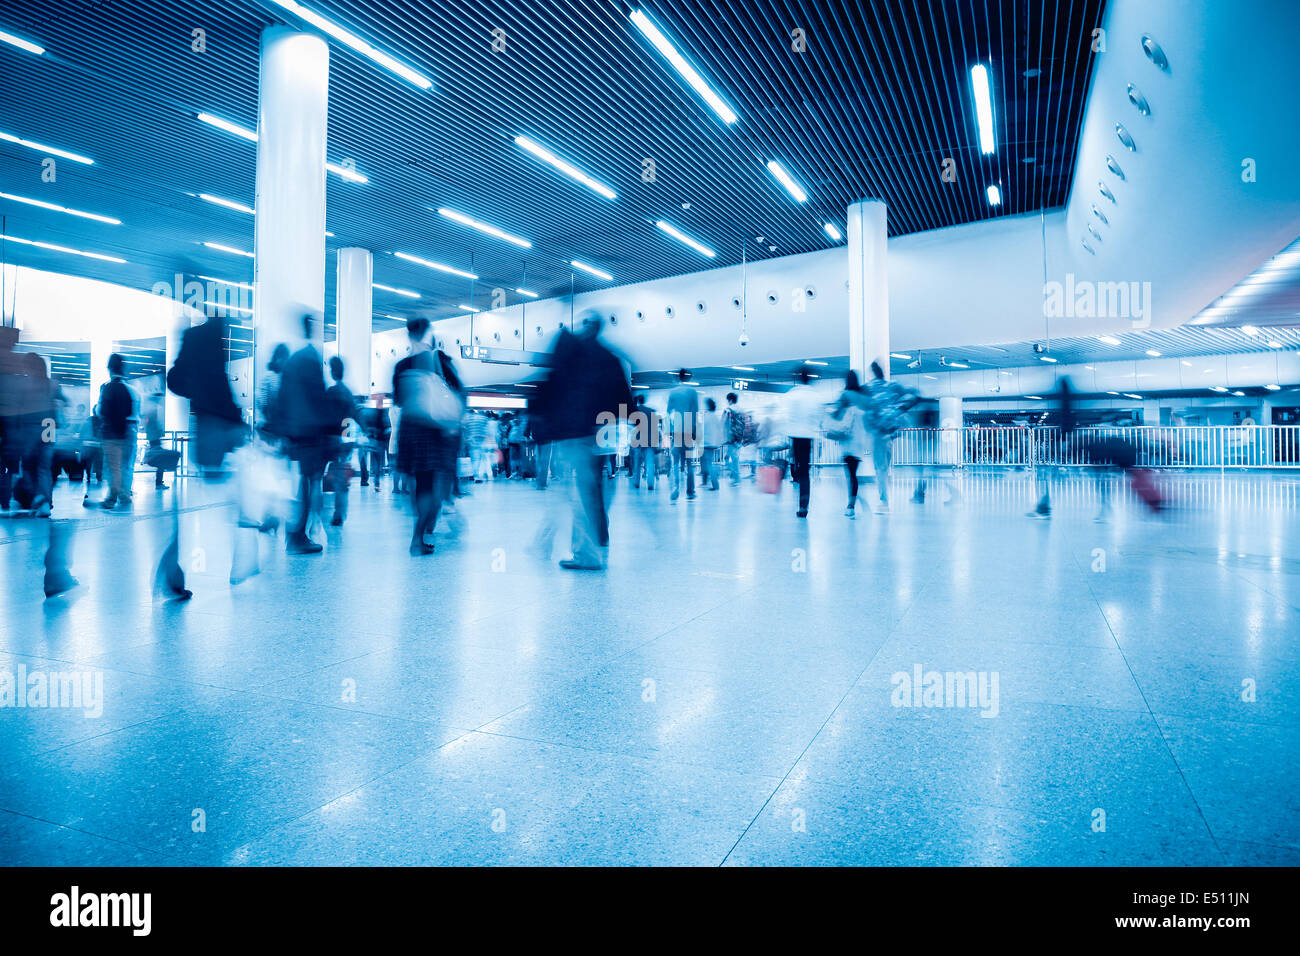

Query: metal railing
877;425;1300;470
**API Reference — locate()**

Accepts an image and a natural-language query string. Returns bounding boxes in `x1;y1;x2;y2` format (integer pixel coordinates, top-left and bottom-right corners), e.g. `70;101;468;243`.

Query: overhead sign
459;345;548;366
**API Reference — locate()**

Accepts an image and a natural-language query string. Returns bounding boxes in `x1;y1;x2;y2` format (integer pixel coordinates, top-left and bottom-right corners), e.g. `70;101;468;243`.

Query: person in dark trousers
325;356;355;526
87;353;138;511
722;391;744;485
1028;377;1077;519
530;311;633;570
359;396;390;490
829;370;869;518
666;368;699;502
783;365;823;517
393;317;459;556
629;394;658;490
277;314;330;553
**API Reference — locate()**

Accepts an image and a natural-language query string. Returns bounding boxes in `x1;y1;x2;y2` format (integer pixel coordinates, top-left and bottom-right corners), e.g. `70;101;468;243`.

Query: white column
252;27;329;388
335;247;373;396
847;200;889;381
89;336;113;405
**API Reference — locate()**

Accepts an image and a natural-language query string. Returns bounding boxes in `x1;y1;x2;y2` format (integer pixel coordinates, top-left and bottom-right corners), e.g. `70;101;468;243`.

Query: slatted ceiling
0;0;1105;329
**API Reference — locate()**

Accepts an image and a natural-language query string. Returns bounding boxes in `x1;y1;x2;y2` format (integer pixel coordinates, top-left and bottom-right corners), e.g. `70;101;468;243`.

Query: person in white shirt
698;397;726;491
829;370;870;517
783;366;825;517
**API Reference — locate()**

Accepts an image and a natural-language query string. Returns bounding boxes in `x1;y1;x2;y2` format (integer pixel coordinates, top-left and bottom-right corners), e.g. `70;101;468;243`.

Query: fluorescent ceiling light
1265;384;1281;391
730;365;755;371
374;283;419;299
198;275;253;290
571;259;612;281
1267;340;1283;349
197;113;367;182
3;234;125;263
1145;349;1161;356
203;301;253;315
0;191;120;224
199;193;254;215
806;360;829;366
986;184;1002;206
0;28;44;55
1039;355;1057;363
656;220;715;258
1099;335;1122;345
514;135;616;200
1025;395;1042;400
890;353;911;360
629;9;737;124
515;287;539;298
393;251;477;280
1231;391;1245;397
266;0;432;90
948;362;969;369
1209;385;1229;393
203;241;253;258
823;223;842;242
1241;325;1259;336
457;304;479;313
0;130;93;164
438;208;531;248
1124;394;1143;400
970;64;996;154
766;161;807;203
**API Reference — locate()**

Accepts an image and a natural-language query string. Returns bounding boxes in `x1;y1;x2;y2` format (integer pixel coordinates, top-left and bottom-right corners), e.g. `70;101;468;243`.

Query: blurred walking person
829;370;870;518
86;353;138;511
699;397;725;491
629;394;658;490
393;318;463;556
722;391;744;485
666;368;699;502
783;366;824;517
1027;377;1077;519
278;314;331;553
325;356;357;526
529;311;632;570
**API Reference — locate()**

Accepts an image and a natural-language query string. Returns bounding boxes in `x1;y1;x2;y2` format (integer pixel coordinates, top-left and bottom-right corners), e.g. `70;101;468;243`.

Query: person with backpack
86;353;138;511
828;370;871;518
722;392;745;485
843;360;921;515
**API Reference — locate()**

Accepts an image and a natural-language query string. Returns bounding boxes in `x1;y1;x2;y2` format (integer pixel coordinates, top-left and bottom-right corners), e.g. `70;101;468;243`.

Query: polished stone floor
1;466;1297;866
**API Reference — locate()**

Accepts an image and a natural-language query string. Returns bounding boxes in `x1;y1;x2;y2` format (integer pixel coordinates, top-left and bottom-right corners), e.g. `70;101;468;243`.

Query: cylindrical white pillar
335;247;373;396
252;27;329;392
938;395;962;466
847;200;889;381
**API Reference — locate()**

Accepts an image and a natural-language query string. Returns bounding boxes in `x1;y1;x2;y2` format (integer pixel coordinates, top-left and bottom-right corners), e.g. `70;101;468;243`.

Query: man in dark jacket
530;311;633;570
278;314;330;553
325;355;355;526
89;353;138;510
168;314;244;475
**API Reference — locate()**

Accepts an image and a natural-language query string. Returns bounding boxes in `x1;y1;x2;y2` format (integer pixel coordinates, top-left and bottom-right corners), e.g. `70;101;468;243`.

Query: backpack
724;407;745;444
740;411;759;446
867;381;921;437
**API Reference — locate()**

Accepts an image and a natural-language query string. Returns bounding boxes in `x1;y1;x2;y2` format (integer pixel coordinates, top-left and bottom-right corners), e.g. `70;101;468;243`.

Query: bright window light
514;135;616;200
515;287;539;298
3;234;125;263
629;9;737;124
986;184;1002;206
824;222;842;242
0;191;120;224
0;27;44;55
393;251;478;280
655;220;715;258
0;130;93;164
438;208;531;248
970;63;996;154
571;260;612;281
374;283;419;299
203;241;254;258
197;113;367;182
266;0;432;90
199;193;255;215
1099;335;1122;345
766;161;807;202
